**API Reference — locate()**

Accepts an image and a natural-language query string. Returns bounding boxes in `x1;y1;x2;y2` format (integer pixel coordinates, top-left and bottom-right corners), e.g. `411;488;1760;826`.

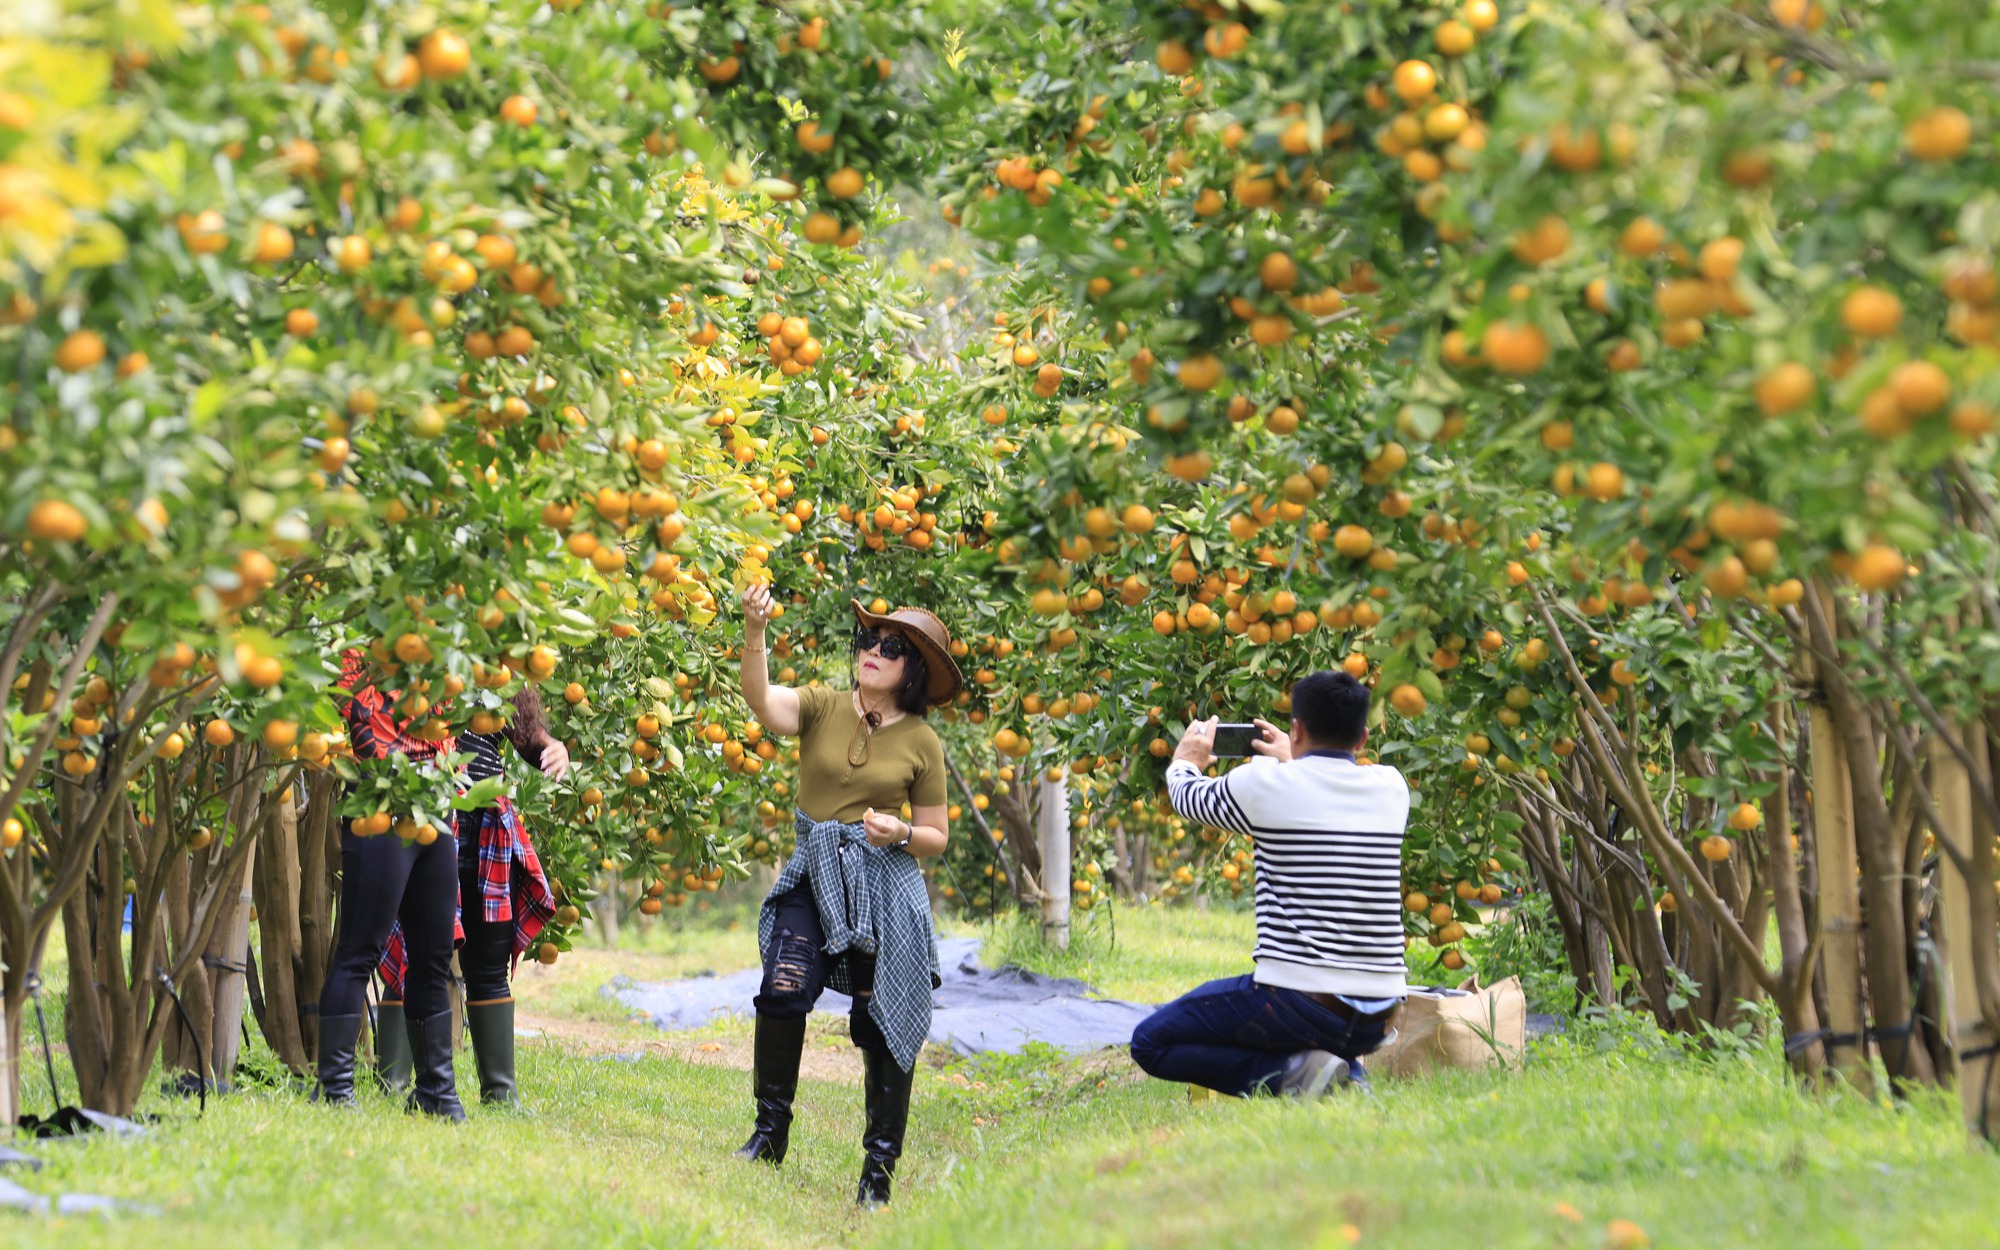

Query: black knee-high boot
856;1046;914;1208
313;1014;364;1105
736;1015;807;1164
405;1010;466;1122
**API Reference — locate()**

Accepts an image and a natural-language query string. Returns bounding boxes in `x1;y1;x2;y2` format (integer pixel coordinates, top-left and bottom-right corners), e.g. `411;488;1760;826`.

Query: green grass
4;908;1997;1249
882;1039;2000;1250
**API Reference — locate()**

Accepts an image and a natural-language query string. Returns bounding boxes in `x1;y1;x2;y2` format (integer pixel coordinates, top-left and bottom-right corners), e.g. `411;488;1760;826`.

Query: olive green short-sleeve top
793;685;948;824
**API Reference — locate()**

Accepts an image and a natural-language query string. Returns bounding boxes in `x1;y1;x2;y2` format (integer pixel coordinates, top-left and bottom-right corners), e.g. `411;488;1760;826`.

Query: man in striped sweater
1131;670;1408;1099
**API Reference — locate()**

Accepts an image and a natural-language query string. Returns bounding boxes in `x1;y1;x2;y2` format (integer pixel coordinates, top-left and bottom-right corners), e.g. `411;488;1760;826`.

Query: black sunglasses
853;627;913;660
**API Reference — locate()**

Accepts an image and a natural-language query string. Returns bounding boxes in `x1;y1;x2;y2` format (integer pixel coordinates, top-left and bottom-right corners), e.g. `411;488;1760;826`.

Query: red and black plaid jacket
338;649;458;763
337;650;556;995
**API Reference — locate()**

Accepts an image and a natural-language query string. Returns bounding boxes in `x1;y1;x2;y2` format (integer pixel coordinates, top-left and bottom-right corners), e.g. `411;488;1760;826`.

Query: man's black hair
1291;670;1369;748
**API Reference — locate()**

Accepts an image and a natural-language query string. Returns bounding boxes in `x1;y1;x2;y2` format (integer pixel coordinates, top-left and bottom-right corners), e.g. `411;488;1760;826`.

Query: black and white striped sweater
1166;753;1410;997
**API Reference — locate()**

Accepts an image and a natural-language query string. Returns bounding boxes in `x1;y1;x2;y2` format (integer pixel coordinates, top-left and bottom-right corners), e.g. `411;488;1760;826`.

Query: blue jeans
1130;975;1391;1097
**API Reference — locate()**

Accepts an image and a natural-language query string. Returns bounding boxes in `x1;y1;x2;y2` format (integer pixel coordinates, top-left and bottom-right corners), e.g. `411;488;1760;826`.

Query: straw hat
848;598;964;708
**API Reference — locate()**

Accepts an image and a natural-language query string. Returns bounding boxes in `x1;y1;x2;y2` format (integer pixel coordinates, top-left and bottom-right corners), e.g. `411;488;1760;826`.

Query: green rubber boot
374;1001;413;1095
466;999;519;1107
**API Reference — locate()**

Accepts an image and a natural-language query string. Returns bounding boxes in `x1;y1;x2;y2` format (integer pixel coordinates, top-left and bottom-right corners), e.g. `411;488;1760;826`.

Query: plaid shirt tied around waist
378;794;556;1000
759;810;941;1073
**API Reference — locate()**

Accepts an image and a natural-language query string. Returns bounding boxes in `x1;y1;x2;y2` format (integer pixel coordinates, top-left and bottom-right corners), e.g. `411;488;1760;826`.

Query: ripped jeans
753;880;887;1053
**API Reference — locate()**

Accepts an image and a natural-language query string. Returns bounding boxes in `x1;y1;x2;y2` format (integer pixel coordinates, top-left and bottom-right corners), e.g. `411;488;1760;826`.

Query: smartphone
1211;723;1260;758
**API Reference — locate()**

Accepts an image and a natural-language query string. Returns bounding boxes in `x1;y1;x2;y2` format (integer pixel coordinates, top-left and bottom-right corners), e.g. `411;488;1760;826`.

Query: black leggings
456;808;514;1003
754;880;886;1053
318;817;459;1021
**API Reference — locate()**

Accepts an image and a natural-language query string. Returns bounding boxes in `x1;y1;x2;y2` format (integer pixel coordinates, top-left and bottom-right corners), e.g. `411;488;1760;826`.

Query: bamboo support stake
1933;726;2000;1141
1808;701;1871;1091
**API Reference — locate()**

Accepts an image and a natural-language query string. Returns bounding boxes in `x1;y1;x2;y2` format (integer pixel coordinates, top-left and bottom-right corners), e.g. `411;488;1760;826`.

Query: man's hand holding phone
1247;718;1292;762
1174;717;1291;768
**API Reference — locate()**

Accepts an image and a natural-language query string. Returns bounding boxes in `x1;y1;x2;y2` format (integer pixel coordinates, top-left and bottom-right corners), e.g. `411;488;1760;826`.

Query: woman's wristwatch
894;822;914;849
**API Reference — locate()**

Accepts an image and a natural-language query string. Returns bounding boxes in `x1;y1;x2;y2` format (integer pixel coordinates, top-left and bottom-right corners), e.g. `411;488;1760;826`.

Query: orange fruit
1840;286;1902;338
1481;321;1549;375
1333;524;1375;558
1510;215;1570;266
417;29;471;80
1728;802;1762;832
1391;59;1437;105
1258;251;1298;293
1850;544;1905;591
1250;314;1292;347
1178;353;1223;390
1388;684;1427;717
376;52;420;90
499;95;538;127
802;212;840;244
1905;106;1972;163
1156;40;1195;75
26;499;87;542
796;120;836;154
1618;216;1667;258
53;329;107;373
1888;360;1951;416
1584;462;1624;502
1754;362;1815;416
250;222;295;264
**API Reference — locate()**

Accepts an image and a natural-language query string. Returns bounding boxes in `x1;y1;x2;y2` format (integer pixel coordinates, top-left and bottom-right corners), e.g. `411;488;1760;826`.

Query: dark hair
854;631;932;717
501;686;547;755
1291;670;1369;748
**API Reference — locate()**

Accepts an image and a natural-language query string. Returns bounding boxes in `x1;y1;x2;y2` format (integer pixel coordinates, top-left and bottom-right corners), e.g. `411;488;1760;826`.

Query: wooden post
0;995;14;1129
1808;703;1871;1091
204;836;258;1092
253;786;308;1069
596;869;620;948
1933;727;2000;1141
1037;773;1069;950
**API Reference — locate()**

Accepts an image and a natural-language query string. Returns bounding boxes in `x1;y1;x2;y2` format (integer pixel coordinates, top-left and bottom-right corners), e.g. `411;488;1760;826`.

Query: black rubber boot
735;1015;807;1164
374;1002;413;1094
466;1000;518;1107
405;1009;466;1122
856;1046;914;1209
312;1014;364;1106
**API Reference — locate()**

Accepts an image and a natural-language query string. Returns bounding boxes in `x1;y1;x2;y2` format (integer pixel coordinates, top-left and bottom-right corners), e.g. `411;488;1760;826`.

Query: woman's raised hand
741;583;774;633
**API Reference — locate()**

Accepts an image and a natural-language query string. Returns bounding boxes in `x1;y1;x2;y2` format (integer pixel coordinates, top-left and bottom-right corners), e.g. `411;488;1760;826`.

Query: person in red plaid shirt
313;650;567;1120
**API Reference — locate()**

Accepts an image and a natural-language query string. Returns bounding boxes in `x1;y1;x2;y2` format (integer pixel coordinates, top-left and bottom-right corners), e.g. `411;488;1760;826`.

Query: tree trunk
297;771;340;1052
62;884;110;1110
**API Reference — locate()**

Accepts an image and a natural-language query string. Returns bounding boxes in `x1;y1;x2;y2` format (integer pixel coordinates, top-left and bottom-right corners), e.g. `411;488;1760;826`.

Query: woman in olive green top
734;585;960;1209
